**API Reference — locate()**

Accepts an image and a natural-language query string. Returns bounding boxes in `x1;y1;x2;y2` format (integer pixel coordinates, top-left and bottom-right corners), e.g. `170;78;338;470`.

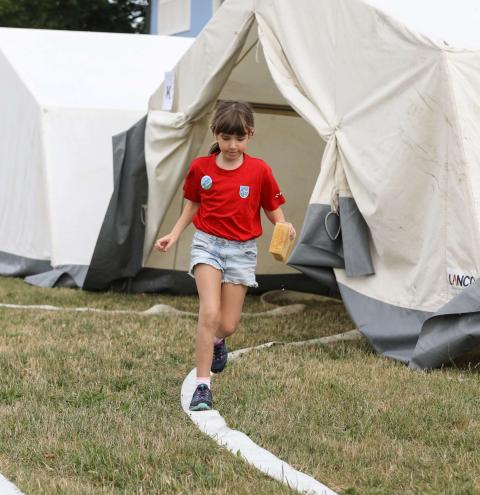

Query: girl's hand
154;234;177;252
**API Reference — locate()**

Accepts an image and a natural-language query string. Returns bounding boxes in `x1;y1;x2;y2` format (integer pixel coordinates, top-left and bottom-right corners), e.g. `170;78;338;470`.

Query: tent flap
84;116;148;291
339;197;375;278
144;10;256;260
289;200;374;279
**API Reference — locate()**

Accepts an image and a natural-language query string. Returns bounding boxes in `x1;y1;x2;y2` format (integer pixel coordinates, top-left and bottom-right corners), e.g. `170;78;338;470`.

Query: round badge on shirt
201;175;213;190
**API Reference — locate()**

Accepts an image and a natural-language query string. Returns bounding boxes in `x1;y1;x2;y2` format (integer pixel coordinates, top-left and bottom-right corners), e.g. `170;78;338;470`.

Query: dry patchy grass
0;276;351;494
219;342;480;495
4;275;479;494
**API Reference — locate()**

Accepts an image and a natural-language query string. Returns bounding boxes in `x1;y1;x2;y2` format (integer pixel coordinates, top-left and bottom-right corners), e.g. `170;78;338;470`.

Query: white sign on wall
162;71;175;111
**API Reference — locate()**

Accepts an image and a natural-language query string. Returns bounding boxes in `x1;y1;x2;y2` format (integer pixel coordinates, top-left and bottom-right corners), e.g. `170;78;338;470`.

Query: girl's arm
154;200;199;252
264;207;296;239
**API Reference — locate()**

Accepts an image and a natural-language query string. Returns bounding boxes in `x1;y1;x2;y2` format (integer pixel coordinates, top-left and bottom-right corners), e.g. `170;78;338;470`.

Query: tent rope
0;290;340;318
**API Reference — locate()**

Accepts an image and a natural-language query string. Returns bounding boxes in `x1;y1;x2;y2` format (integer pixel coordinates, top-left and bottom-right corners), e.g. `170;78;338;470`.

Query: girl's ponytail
208;142;221;155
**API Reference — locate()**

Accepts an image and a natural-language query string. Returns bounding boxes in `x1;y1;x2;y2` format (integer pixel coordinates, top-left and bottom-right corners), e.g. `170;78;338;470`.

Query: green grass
2;275;478;494
219;342;480;494
0;276;351;494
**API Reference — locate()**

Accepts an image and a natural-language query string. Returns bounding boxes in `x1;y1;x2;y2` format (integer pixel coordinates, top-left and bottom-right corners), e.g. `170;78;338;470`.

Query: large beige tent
118;0;479;369
10;1;480;368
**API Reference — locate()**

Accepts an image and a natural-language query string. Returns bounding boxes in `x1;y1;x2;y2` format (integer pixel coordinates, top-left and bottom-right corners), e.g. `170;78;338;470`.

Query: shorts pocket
192;233;211;250
242;248;257;259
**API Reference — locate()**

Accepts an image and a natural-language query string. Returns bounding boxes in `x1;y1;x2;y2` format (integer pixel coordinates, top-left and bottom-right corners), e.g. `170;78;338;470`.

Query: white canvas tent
0;28;193;286
117;0;479;369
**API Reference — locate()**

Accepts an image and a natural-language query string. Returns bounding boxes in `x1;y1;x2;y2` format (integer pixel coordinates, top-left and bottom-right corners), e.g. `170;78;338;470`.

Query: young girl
154;100;295;411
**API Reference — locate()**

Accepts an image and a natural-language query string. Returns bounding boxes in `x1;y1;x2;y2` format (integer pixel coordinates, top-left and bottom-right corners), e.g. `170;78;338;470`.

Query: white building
150;0;224;37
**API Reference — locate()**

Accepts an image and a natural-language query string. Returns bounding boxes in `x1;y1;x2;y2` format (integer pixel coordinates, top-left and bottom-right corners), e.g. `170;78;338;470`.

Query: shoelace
194;386;211;402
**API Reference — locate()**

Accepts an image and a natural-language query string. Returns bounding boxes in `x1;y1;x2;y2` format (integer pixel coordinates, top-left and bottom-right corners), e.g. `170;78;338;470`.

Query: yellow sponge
269;222;295;263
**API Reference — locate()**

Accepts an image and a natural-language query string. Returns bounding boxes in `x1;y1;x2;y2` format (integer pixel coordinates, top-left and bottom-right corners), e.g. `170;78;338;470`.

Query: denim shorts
189;230;258;288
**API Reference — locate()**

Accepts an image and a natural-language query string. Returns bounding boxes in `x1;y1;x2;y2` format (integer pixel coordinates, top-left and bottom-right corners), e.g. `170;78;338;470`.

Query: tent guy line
181;329;361;495
0;301;305;318
0;289;340;318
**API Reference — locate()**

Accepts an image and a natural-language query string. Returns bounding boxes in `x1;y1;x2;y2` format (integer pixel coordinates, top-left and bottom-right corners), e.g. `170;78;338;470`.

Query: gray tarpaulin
290;200;480;368
0;251;85;288
25;266;88;289
108;270;328;295
0;251;51;277
339;281;480;369
410;283;480;369
83;117;148;291
289;199;374;297
339;198;374;278
338;283;431;363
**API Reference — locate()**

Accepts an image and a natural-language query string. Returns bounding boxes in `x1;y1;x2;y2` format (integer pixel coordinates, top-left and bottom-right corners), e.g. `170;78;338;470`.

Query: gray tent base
0;251;87;289
339;282;480;370
289;202;480;369
0;250;330;295
0;251;83;288
0;250;52;278
30;266;331;295
25;266;88;289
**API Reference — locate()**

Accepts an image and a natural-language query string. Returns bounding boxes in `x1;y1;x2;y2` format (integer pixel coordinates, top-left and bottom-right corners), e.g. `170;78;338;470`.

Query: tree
0;0;150;34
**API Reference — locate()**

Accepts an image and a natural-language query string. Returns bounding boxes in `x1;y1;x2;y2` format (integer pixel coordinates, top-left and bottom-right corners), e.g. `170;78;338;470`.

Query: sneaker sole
211;363;227;374
189;402;212;411
210;361;228;373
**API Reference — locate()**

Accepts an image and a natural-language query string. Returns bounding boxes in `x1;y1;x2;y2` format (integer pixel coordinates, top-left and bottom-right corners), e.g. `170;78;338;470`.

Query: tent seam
0;50;42;106
37;108;57;266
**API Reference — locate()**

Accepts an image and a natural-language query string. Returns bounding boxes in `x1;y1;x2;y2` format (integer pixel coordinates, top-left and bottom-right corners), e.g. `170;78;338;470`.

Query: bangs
211;106;252;136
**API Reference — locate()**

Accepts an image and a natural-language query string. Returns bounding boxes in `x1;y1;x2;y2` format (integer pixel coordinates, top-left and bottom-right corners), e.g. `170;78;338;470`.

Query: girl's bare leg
218;283;248;338
194;264;222;377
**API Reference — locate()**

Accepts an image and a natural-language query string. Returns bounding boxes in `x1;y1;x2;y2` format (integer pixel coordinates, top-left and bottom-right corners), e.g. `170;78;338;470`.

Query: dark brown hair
208;100;254;154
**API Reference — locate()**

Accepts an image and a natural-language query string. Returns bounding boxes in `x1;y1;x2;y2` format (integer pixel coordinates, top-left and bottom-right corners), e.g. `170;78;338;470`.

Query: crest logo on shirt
239;186;250;198
201;175;213;190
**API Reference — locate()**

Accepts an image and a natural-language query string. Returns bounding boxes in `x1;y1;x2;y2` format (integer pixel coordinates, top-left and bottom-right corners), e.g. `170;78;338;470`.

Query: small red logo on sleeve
274;192;283;198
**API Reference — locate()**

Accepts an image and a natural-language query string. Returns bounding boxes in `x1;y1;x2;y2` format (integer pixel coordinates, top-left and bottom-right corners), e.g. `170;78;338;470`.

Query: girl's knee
198;308;221;331
220;318;239;337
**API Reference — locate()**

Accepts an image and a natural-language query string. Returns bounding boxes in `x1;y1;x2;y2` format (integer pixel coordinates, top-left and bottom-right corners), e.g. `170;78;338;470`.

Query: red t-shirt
183;153;286;241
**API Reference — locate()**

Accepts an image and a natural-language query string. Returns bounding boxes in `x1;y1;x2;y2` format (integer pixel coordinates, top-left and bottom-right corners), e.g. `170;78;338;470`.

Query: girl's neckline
213;153;246;173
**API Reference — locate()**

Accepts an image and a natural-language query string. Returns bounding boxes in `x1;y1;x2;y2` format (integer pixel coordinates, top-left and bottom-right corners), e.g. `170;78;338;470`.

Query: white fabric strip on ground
0;289;338;318
181;330;361;495
0;474;25;495
0;302;305;318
